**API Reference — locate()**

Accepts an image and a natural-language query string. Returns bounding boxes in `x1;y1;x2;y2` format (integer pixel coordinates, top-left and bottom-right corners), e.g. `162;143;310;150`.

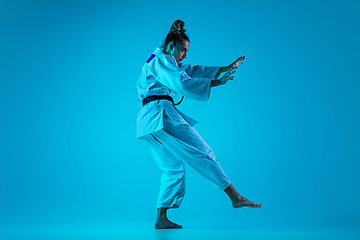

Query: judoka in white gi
137;20;262;229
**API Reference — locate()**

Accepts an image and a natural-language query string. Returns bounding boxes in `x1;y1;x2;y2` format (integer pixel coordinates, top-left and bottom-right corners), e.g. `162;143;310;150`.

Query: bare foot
155;216;182;229
232;196;262;208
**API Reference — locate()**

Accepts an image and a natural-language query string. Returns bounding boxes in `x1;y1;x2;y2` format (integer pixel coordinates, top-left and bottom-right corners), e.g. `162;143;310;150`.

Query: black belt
142;95;184;106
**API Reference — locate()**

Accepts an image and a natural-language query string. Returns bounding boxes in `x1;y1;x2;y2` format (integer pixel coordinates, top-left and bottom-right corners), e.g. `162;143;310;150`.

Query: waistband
142;95;184;106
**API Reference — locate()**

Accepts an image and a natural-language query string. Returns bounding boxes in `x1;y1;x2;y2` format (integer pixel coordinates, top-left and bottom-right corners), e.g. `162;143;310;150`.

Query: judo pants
145;124;231;209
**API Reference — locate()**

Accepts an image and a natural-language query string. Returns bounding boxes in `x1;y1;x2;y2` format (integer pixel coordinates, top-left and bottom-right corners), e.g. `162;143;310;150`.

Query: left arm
178;63;220;79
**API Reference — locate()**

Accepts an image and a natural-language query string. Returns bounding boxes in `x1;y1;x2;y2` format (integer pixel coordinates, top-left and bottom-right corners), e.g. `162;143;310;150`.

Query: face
167;40;189;63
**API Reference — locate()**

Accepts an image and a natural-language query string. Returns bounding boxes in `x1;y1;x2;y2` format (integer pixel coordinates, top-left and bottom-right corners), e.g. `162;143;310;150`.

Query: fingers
229;64;239;71
233;55;245;63
225;69;236;78
236;56;246;64
231;60;244;70
226;71;236;81
239;55;246;61
227;56;245;72
227;76;235;82
220;71;234;84
220;66;238;85
236;56;245;62
236;58;245;65
227;69;236;76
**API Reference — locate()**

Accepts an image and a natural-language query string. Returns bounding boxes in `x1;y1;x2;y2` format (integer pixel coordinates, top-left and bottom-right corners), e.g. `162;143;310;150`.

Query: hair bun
170;20;186;34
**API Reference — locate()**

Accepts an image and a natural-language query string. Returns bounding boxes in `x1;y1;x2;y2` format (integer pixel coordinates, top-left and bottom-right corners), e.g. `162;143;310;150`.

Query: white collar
154;47;164;55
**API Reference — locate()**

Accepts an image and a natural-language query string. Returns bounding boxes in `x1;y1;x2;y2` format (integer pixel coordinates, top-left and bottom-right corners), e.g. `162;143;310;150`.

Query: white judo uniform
137;47;231;209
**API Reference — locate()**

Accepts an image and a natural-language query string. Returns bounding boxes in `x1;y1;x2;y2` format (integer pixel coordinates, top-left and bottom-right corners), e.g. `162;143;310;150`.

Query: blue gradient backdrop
1;0;359;234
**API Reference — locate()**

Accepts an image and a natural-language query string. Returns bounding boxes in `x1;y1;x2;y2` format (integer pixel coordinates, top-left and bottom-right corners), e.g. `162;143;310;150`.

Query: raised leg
224;184;262;208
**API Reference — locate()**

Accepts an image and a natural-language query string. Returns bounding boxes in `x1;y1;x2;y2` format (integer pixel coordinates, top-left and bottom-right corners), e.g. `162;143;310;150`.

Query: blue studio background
1;0;359;234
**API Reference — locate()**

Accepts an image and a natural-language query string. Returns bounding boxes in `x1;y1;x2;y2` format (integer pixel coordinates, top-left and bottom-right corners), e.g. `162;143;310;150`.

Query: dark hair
161;20;190;50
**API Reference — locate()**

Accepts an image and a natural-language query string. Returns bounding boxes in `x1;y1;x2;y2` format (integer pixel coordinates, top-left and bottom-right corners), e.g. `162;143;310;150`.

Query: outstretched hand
219;69;236;85
226;56;246;72
216;56;246;75
212;56;246;88
211;68;237;87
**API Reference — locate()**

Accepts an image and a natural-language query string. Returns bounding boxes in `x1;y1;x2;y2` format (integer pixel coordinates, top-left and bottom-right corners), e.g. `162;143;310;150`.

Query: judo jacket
137;47;220;139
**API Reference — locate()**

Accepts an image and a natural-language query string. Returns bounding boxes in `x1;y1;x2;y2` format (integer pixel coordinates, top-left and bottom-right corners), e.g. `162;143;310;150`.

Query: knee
203;150;219;164
162;168;185;181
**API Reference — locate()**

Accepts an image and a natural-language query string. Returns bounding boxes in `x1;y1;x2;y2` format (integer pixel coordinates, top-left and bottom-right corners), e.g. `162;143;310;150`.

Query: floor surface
1;224;359;240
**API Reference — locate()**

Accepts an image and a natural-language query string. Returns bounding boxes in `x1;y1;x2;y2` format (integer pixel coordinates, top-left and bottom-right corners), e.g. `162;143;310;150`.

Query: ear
169;42;175;51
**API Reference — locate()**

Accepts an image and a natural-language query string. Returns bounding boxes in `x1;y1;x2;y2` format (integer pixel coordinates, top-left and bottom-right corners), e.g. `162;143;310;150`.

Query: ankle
224;184;242;201
231;193;242;202
157;215;167;220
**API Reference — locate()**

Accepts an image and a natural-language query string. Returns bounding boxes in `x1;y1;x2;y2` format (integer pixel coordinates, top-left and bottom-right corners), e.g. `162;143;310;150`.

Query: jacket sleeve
178;63;221;79
145;54;212;102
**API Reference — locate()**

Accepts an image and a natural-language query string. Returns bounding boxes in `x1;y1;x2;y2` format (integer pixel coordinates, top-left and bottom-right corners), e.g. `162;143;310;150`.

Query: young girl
137;20;261;229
